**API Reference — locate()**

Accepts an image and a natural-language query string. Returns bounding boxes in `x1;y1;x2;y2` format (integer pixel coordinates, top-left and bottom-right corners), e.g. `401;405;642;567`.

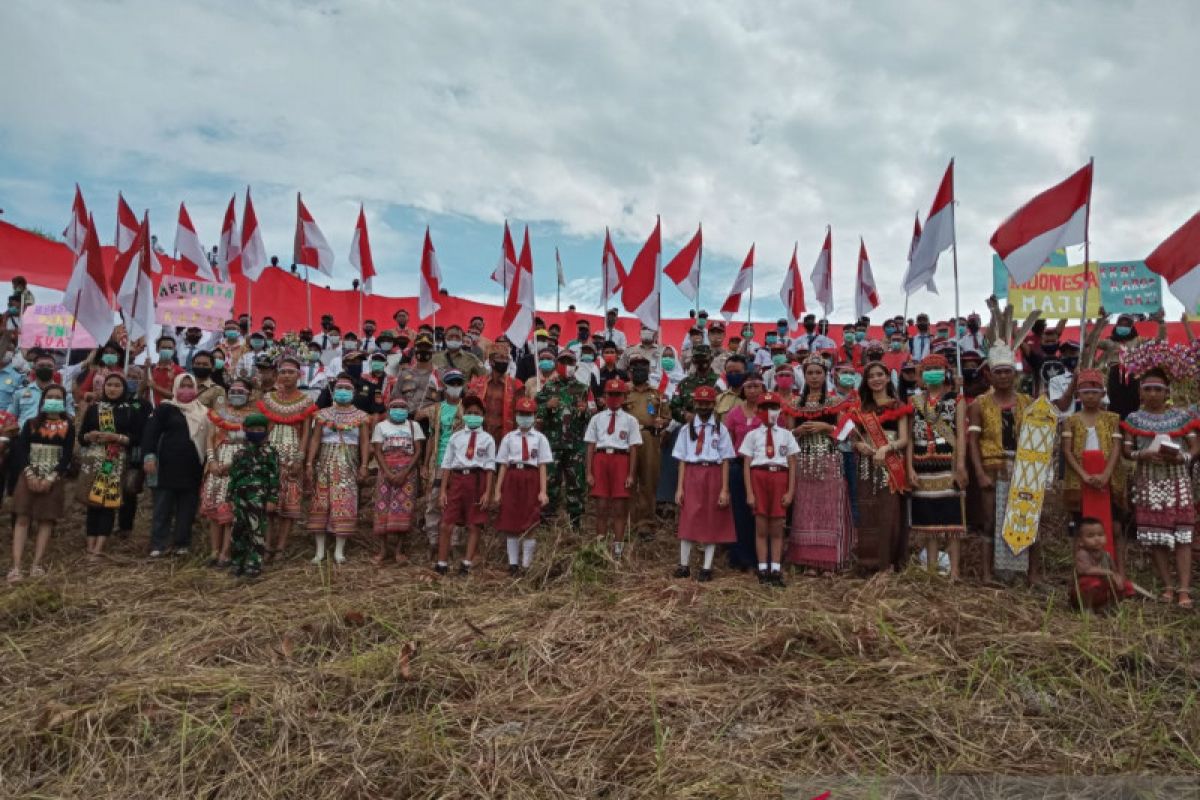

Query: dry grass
0;503;1198;799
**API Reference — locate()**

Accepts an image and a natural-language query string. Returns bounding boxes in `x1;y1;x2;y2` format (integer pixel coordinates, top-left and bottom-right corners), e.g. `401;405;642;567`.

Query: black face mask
186;334;201;344
962;368;980;383
364;327;376;335
917;322;929;332
492;361;509;373
803;322;815;333
300;333;313;343
192;367;212;380
1062;357;1079;371
967;321;980;332
415;350;433;363
345;363;363;380
239;321;250;333
630;366;650;384
34;366;54;382
693;358;710;372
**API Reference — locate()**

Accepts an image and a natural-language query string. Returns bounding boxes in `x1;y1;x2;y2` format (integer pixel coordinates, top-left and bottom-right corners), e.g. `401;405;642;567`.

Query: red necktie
521;432;529;461
694;422;706;456
466;431;477;461
765;425;775;459
608;410;616;435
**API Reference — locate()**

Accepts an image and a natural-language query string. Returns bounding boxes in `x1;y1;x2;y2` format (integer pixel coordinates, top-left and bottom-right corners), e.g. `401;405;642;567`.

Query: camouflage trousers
546;445;588;525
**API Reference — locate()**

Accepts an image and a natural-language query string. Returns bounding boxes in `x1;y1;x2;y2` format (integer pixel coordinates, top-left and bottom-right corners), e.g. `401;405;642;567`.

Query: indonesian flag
1144;212;1200;313
602;227;626;306
61;214;114;344
490;220;518;288
240;187;269;281
348;204;376;294
778;242;805;330
663;224;702;301
905;211;937;295
109;192;142;291
501;226;536;345
418;226;443;320
174;202;215;281
620;216;662;331
217;194;241;282
115;212;160;340
990;161;1093;286
855;238;880;319
810;227;833;317
720;244;754;320
904;160;954;295
62;184;89;255
294;194;335;278
556;247;566;287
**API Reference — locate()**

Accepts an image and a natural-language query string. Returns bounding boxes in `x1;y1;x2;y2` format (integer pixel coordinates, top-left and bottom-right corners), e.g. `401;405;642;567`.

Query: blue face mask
224;330;239;340
245;429;268;445
581;354;595;363
463;413;484;430
333;389;354;405
726;372;747;389
855;332;867;342
538;359;555;372
1114;325;1133;337
389;408;409;423
42;399;65;414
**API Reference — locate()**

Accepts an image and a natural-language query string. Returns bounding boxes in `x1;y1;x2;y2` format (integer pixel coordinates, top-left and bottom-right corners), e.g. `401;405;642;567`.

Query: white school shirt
672;418;736;463
439;427;497;471
371;419;426;455
497;429;554;466
738;424;800;467
584;408;644;450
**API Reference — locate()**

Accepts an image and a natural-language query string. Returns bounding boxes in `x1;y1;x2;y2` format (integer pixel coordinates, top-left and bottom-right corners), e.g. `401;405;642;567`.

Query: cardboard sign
19;304;98;349
993;251;1163;316
155;278;236;331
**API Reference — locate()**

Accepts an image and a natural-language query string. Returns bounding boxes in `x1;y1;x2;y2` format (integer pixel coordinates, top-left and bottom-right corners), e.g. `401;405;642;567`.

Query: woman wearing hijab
142;373;211;558
77;373;139;560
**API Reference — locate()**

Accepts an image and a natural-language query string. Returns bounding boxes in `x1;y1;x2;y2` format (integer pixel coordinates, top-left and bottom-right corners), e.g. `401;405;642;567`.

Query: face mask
538;359;555;372
175;388;198;403
239;321;250;333
370;361;386;375
765;334;778;345
245;430;268;444
444;385;463;399
34;366;54;382
343;340;358;352
775;375;794;390
917;322;929;332
838;372;858;388
855;332;867;342
778;325;789;335
492;361;509;374
772;354;787;367
345;363;363;380
186;334;202;344
693;358;710;372
957;324;967;336
581;354;596;364
968;321;979;332
364;326;376;336
333;388;354;405
192;367;212;380
640;331;655;344
556;363;573;377
890;341;903;351
962;368;979;382
463;413;483;429
1114;325;1132;338
1062;357;1079;371
726;372;746;389
126;379;140;395
604;396;623;410
228;392;249;407
7;306;18;315
517;413;535;430
446;339;462;350
388;408;409;423
224;330;239;340
883;325;895;336
766;408;782;425
922;369;947;387
631;366;650;384
306;351;321;362
803;322;815;333
416;350;433;363
843;334;855;344
328;336;341;347
42;399;65;414
661;357;676;372
215;358;225;370
159;349;175;361
101;353;119;366
250;338;265;351
576;329;589;341
603;354;617;366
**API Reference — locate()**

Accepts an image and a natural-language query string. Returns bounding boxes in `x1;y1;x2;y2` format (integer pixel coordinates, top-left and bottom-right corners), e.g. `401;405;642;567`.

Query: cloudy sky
1;0;1197;324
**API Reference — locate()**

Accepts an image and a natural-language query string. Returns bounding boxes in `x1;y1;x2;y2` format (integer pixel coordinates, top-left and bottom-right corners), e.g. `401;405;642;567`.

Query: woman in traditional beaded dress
200;378;254;567
1120;366;1197;609
258;356;315;561
1062;369;1125;571
77;374;138;560
305;377;372;564
786;356;856;574
849;361;911;572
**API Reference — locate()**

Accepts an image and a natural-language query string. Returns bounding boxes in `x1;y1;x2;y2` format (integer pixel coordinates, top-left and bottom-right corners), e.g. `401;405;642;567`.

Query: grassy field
1;505;1198;799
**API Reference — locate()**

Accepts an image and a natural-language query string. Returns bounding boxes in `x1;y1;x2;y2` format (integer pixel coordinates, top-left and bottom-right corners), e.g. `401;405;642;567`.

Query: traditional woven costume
1122;407;1196;547
199;402;250;525
850;398;912;571
1062;370;1125;558
308;404;371;536
371;417;424;535
258;390;315;520
910;382;966;543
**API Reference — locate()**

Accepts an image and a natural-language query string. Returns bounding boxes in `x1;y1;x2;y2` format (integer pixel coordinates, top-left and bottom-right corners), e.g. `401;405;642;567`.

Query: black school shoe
673;565;691;579
769;570;786;588
697;568;713;583
435;564;449;576
458;563;470;577
756;569;769;585
508;564;520;577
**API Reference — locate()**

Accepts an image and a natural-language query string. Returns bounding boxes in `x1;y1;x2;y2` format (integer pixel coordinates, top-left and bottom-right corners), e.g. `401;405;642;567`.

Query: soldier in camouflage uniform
536;348;591;529
670;344;721;423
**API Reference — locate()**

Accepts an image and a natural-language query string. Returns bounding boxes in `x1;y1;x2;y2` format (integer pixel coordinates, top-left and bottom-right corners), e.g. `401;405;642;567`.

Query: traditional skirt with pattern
75;443;127;509
787;437;854;571
372;448;417;534
910;452;965;541
268;423;305;519
1132;461;1194;547
855;458;905;571
307;444;361;536
199;439;243;525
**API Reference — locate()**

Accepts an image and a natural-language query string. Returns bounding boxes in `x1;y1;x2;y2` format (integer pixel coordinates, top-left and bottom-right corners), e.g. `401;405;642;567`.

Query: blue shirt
8;380;76;428
0;365;22;413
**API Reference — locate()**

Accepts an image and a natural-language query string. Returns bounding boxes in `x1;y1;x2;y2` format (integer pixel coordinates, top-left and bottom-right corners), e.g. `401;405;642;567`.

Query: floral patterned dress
258;391;316;520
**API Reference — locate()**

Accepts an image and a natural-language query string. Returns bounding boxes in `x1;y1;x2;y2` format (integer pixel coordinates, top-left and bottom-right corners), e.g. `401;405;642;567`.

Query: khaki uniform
625;383;671;535
710;348;732;374
715;388;740;419
432;349;486;379
619;343;662;371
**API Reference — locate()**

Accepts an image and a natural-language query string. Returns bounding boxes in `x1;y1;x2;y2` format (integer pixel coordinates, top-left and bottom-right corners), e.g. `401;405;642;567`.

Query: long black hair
798;360;828;406
858;362;897;413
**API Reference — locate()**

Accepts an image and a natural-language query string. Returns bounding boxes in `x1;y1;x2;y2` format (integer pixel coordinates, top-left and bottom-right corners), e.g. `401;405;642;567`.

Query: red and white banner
348;204;376;294
621;217;662;330
855;238;880;319
110;192;142;291
490;220;518;289
809;228;833;317
1145;212;1200;313
60;214;113;344
501;226;536;345
602;227;626;307
905;161;955;295
779;242;805;330
115;212;160;339
418;226;443;320
240;187;269;281
294;194;334;278
720;244;754;320
990;161;1093;285
62;184;89;256
217;194;241;282
663;224;702;301
174;202;215;281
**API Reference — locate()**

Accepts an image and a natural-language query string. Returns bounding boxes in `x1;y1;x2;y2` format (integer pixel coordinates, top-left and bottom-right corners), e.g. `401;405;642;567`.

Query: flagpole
358;286;364;336
1079;156;1095;349
948;167;963;394
122;210;150;371
695;223;702;317
304;265;313;331
556;247;562;313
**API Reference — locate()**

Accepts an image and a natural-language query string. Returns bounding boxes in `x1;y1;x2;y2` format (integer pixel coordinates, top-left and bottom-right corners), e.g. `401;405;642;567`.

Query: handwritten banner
19;304;98;349
155;278;236;331
993;253;1163;317
1095;260;1163;314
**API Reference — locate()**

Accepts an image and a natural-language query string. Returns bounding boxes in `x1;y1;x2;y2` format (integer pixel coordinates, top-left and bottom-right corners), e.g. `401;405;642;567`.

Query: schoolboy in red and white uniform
584;379;643;557
492;396;552;576
437;394;496;576
737;391;798;586
672;385;736;582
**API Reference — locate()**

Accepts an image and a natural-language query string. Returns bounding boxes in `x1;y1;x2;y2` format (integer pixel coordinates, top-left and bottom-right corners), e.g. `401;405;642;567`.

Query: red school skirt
678;463;735;543
497;465;542;534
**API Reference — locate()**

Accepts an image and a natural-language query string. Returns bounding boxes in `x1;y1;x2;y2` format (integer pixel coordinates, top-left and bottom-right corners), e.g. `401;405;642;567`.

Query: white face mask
766;408;782;425
446;339;463;350
444;385;463;399
327;336;341;347
640;331;655;344
516;414;535;430
386;353;402;370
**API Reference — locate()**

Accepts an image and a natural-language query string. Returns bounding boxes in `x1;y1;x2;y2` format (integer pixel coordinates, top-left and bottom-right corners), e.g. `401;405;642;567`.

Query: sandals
6;568;21;584
1159;588;1176;604
29;566;46;578
1178;590;1194;610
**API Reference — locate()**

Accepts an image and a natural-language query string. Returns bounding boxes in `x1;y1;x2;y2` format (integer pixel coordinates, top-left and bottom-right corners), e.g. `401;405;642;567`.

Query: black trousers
86;506;117;537
118;488;139;532
150;487;200;551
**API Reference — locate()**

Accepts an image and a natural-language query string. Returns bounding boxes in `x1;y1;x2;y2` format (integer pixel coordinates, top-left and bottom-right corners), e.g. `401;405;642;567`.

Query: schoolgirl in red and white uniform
492;396;552;575
672;385;736;582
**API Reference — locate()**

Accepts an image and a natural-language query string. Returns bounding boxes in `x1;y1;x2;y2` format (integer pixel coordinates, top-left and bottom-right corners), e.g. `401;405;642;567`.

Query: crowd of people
0;284;1195;612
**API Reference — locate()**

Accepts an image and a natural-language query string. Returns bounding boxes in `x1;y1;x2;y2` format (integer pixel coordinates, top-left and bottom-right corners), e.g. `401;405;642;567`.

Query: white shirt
371;419;425;454
298;360;331;401
957;332;987;355
236;351;262;378
600;327;627;349
584;408;644;450
497;429;553;466
440;427;497;471
738;424;800;467
909;333;933;361
789;333;835;353
672;417;736;463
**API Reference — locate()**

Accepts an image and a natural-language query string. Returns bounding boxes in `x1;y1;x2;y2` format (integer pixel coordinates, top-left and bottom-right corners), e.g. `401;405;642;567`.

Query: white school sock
613;541;625;557
462;559;473;568
679;540;693;567
521;538;536;568
769;561;781;573
334;537;346;559
436;560;448;568
506;536;520;566
313;533;326;560
758;562;768;572
702;544;716;570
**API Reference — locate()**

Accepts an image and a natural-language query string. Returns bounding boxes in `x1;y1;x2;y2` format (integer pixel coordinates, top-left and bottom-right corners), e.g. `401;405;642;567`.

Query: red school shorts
750;467;790;519
443;469;490;527
591;450;631;499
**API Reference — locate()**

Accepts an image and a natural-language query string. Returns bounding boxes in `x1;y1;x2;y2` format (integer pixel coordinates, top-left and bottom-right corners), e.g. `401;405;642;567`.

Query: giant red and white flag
418;227;443;320
62;184;89;255
217;194;241;282
294;194;335;278
663;224;702;301
855;238;880;319
904;160;955;295
1144;212;1200;313
904;211;937;295
809;228;833;317
174;202;215;281
501;226;536;345
62;214;114;344
348;204;376;294
720;244;754;320
115;213;161;340
779;242;806;330
490;221;519;288
240;187;269;281
602;227;626;306
990;161;1093;285
620;217;662;330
